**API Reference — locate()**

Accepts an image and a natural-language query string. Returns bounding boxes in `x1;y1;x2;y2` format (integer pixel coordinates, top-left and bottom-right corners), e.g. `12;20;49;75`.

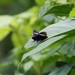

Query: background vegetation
0;0;75;75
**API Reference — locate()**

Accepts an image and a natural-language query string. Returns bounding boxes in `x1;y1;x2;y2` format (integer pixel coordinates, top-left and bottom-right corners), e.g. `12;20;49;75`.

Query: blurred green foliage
0;0;75;75
0;0;35;15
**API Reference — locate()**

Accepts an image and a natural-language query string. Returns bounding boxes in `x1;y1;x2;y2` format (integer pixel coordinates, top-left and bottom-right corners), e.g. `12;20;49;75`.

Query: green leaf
0;15;13;28
43;55;60;67
0;15;13;40
22;35;66;62
0;27;11;41
42;3;74;17
59;40;75;56
39;4;50;17
35;0;45;6
48;65;72;75
69;7;75;17
42;14;56;23
70;68;75;75
25;19;75;48
23;61;33;72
